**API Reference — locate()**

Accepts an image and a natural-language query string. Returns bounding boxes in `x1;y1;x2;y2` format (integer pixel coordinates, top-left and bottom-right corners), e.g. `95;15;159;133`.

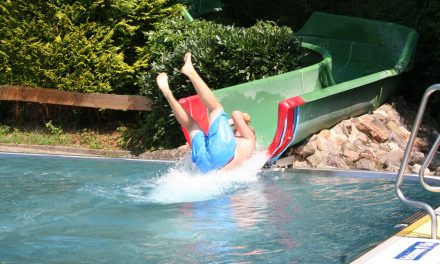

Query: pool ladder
396;84;440;239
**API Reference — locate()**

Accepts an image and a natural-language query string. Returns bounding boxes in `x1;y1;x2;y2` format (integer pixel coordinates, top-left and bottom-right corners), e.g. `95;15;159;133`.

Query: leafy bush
0;0;182;94
136;18;305;149
45;121;64;137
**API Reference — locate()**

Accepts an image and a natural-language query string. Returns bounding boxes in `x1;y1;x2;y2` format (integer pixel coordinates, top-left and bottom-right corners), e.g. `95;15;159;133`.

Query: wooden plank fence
0;85;152;111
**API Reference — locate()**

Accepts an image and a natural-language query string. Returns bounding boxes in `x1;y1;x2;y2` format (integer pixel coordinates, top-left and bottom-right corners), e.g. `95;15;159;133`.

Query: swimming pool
1;153;439;263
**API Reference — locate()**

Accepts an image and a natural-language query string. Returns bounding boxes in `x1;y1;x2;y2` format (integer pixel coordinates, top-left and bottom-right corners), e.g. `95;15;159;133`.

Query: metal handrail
395;84;440;240
420;134;440;192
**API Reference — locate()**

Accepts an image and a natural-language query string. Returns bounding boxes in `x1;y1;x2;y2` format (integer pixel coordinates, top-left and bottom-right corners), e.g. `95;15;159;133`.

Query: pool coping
0;143;132;157
278;166;440;183
0;150;174;163
351;207;440;263
0;143;190;161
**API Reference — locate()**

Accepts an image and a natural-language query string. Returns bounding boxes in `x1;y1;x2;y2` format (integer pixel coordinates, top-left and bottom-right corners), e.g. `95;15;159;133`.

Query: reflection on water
176;179;298;261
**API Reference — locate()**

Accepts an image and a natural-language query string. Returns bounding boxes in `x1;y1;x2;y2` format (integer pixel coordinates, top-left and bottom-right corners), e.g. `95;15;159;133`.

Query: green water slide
180;0;223;18
179;12;418;162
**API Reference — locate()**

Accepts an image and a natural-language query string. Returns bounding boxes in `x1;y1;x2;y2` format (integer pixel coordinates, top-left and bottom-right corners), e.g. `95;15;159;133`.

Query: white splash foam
126;152;268;204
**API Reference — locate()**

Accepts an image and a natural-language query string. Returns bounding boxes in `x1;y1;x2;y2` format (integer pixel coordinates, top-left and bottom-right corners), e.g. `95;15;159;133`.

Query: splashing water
124;152;268;204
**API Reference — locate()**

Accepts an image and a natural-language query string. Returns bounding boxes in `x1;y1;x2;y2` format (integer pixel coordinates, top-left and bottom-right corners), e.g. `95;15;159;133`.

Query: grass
0;123;124;150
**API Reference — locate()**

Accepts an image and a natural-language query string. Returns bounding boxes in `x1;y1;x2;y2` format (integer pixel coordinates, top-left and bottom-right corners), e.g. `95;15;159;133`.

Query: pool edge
351;208;440;263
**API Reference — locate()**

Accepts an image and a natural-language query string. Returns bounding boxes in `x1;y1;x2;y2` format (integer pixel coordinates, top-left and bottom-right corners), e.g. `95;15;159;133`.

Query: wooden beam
0;85;152;111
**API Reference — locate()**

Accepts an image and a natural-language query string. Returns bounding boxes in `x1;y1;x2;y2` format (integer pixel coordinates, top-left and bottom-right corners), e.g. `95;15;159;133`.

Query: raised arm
231;111;255;142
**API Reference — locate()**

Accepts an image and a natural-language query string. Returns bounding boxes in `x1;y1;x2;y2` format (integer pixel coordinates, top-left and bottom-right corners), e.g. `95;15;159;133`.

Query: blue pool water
1;153;440;263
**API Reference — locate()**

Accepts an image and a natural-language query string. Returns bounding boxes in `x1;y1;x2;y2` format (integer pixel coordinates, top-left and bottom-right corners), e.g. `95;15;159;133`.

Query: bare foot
180;52;195;76
156;73;171;96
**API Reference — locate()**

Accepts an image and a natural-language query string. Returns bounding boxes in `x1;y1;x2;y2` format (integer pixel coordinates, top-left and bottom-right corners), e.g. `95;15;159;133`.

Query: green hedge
0;0;181;94
133;18;305;149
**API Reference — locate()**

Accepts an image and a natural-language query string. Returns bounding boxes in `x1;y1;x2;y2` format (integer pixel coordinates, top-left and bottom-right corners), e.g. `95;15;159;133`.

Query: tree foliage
0;0;181;94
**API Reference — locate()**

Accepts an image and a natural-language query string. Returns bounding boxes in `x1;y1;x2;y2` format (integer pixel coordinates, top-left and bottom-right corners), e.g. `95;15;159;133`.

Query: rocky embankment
275;97;440;175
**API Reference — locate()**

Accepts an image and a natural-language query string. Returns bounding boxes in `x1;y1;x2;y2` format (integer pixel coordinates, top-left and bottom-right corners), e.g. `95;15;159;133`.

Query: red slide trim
267;96;305;160
178;95;209;147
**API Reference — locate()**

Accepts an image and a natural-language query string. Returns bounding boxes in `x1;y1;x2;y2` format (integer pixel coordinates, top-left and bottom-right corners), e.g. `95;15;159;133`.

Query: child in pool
156;52;256;173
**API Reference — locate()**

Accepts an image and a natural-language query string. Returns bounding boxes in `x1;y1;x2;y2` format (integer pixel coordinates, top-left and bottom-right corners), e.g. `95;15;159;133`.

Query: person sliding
156;52;256;173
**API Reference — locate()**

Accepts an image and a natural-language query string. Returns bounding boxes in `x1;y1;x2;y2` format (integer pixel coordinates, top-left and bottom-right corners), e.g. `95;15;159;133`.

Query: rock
428;152;440;171
347;125;360;143
342;149;360;162
360;149;376;161
356;132;369;143
325;140;340;155
379;103;394;113
276;155;295;168
386;121;410;140
332;124;345;135
389;132;409;149
342;142;363;156
316;135;340;154
318;129;330;139
387;142;401;151
355;158;376;171
386;109;403;125
329;129;348;145
354;116;390;143
387;150;405;163
302;140;317;158
291;143;306;156
435;167;440;176
376;149;390;164
409;151;424;165
340;120;359;141
306;151;324;167
409;164;430;175
383;159;400;172
327;155;349;169
294;160;309;168
309;134;318;141
372;110;388;122
381;150;404;170
316;136;328;152
369;142;380;149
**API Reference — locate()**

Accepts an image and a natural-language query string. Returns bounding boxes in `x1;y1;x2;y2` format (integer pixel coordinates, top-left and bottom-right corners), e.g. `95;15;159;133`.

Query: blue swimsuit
191;112;236;173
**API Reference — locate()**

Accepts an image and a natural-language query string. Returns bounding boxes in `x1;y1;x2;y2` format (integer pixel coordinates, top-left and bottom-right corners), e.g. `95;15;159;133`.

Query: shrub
0;0;182;94
136;18;306;149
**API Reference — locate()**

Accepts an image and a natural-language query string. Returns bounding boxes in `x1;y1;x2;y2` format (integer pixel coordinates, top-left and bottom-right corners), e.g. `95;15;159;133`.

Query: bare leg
181;52;223;123
156;73;201;137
